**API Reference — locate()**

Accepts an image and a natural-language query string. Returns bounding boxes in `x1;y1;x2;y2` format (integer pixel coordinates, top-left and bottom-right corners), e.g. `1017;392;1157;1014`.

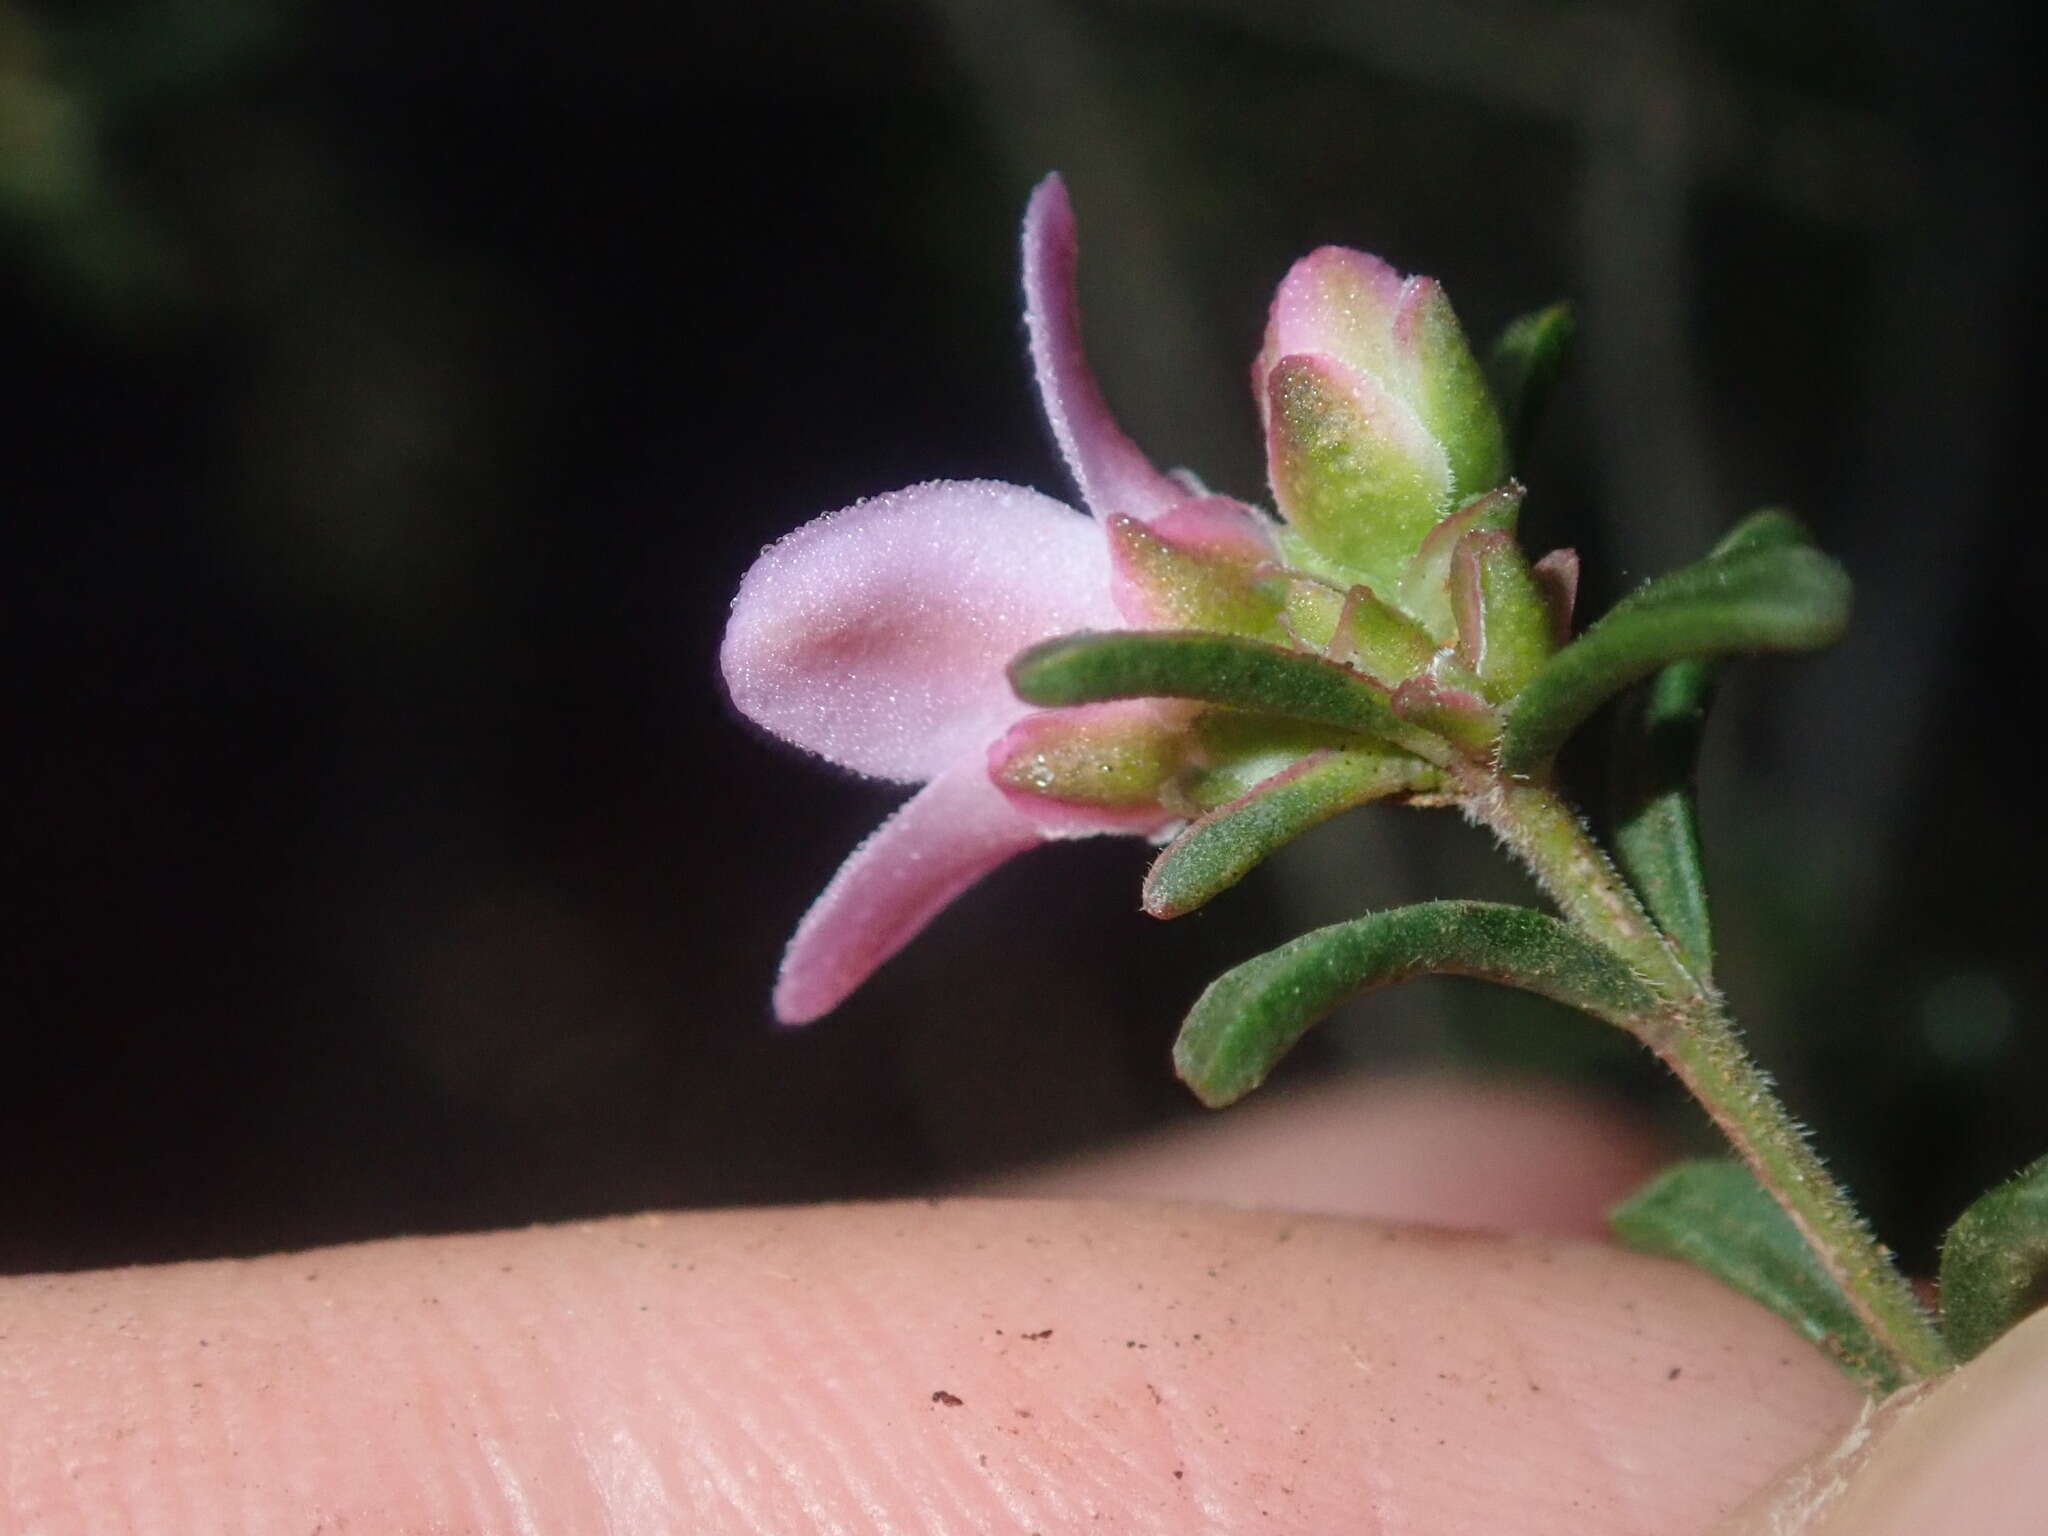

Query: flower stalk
1473;775;1955;1384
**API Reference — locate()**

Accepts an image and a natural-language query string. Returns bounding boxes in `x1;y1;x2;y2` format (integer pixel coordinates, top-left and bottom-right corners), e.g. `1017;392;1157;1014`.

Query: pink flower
721;177;1274;1023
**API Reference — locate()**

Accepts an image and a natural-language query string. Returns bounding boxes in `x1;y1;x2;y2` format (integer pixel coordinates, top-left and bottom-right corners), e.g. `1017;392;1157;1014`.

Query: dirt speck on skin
932;1390;965;1407
1022;1328;1053;1341
1668;1366;1683;1380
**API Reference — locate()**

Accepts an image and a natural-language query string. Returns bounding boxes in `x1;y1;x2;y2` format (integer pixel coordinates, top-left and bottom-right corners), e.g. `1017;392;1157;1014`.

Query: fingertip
1716;1307;2048;1535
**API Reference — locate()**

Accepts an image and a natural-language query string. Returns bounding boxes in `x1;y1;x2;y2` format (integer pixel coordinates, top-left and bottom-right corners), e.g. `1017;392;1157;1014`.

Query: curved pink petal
772;757;1045;1024
1022;175;1188;525
721;479;1121;782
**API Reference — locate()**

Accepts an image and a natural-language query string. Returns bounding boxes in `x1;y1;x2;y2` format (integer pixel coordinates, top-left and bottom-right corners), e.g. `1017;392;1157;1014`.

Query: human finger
1714;1304;2048;1535
4;1200;1857;1533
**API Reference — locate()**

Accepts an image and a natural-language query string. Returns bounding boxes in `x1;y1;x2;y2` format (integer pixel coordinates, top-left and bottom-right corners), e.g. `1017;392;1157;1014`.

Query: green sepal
1390;675;1498;757
1611;1160;1903;1394
1499;543;1851;777
1009;630;1417;746
1485;302;1574;468
1451;529;1555;701
1173;713;1360;812
1145;747;1440;918
1173;900;1657;1108
1399;483;1523;643
1328;583;1437;686
1605;510;1817;977
1937;1152;2048;1363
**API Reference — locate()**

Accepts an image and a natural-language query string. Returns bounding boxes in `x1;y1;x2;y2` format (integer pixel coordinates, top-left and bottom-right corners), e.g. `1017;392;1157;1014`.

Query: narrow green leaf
1611;1160;1903;1394
1500;543;1851;776
1485;302;1574;467
1009;630;1411;742
1144;747;1439;918
1605;510;1816;978
1938;1153;2048;1362
1173;900;1657;1108
1708;505;1814;561
1611;660;1716;977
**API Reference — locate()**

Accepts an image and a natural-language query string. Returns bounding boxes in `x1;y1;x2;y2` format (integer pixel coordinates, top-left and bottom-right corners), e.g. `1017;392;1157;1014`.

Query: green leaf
1938;1153;2048;1362
1610;660;1717;978
1485;302;1574;468
1173;900;1657;1108
1144;747;1439;918
1499;543;1851;777
1009;630;1414;744
1605;511;1817;978
1707;505;1814;561
1611;1160;1903;1394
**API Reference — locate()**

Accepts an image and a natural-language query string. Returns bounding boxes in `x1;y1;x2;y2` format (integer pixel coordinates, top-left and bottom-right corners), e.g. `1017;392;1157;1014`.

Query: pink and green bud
1257;248;1508;595
986;701;1195;830
1105;498;1287;639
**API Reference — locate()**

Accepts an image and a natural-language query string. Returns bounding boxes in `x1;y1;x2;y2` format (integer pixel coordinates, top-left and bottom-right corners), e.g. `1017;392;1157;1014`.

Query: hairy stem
1471;773;1954;1385
1661;1005;1954;1382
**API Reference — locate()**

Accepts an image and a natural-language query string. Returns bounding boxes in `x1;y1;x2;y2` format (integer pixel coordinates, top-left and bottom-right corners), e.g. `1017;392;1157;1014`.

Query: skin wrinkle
718;1217;941;1534
1500;1292;1650;1534
745;1251;930;1535
625;1271;784;1531
823;1250;991;1536
265;1258;346;1530
580;1224;809;1532
853;1220;1134;1536
0;1202;1863;1535
386;1269;491;1528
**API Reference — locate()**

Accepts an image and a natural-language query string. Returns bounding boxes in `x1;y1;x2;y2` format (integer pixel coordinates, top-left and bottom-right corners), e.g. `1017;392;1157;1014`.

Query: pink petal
772;757;1045;1024
722;480;1120;782
1022;175;1188;525
1148;496;1279;561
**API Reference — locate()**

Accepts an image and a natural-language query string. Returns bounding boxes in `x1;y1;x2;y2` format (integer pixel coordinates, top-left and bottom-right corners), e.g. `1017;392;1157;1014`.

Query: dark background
3;0;2040;1275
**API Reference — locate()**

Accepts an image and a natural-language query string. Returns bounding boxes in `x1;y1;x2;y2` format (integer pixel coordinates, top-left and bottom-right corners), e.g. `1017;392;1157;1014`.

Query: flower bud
986;702;1194;832
1256;248;1507;594
1104;498;1287;639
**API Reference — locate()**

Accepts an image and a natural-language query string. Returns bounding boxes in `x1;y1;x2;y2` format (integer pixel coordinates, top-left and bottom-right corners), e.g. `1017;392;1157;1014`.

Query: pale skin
4;1078;2041;1533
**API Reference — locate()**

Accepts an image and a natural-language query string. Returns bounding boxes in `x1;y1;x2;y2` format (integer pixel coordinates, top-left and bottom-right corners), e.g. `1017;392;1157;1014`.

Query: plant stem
1662;1006;1955;1382
1471;774;1955;1386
